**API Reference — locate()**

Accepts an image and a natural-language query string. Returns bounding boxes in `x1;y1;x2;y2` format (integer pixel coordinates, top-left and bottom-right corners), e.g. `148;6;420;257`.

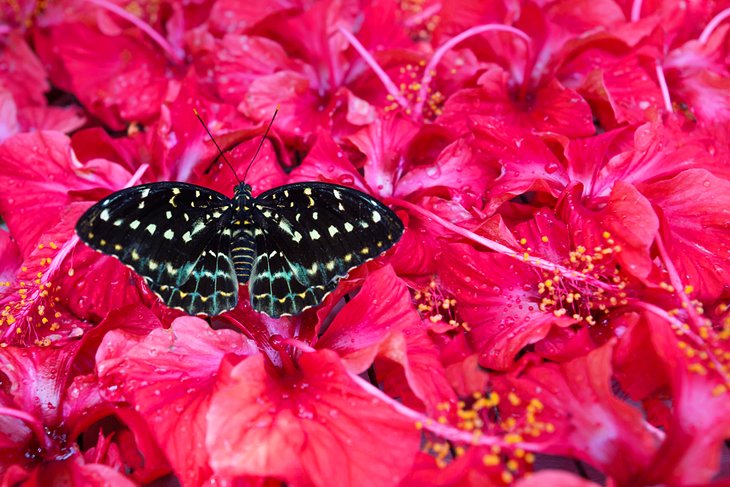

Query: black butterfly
75;181;403;318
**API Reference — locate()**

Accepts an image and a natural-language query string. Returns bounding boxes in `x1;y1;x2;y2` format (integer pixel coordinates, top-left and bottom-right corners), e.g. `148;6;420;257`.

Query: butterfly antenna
194;108;242;184
242;104;279;183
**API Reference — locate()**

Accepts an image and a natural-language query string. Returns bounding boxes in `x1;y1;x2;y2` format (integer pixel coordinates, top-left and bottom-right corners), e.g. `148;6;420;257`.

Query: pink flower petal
96;317;257;486
207;349;420;486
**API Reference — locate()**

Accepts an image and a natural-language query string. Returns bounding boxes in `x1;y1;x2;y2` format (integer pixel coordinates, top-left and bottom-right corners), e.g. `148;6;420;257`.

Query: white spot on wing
372;211;382;223
164;229;174;240
146;224;157;235
328;225;339;237
130;220;140;229
310;229;321;240
333;189;342;200
344;222;354;232
100;209;110;221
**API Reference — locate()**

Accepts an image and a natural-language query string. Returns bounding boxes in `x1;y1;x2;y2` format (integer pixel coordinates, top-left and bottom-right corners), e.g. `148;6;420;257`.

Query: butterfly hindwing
76;182;240;315
249;182;404;317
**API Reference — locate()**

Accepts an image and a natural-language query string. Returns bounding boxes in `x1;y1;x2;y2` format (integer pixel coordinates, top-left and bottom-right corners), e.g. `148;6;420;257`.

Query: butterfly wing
249;182;403;317
76;182;239;315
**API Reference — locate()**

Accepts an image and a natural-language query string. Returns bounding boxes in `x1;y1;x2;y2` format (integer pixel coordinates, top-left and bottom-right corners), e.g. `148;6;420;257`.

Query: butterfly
75;180;404;318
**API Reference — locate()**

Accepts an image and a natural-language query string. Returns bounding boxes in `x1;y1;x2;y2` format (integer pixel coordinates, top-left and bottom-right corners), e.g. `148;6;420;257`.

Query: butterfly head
233;182;254;214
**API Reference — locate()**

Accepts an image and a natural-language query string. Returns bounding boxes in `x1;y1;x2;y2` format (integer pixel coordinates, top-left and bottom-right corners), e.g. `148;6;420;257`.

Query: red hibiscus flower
1;0;730;485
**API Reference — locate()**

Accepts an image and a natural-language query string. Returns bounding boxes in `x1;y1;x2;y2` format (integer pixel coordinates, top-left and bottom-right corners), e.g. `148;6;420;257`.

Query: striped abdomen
231;226;256;284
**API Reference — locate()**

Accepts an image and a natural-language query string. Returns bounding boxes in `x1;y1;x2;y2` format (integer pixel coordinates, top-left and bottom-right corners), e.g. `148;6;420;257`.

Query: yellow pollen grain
68;269;75;277
504;433;523;444
520;238;527;245
508;392;521;406
483;454;500;466
541;236;549;242
501;471;514;483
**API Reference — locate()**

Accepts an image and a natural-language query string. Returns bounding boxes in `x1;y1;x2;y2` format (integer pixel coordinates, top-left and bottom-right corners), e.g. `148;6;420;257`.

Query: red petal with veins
347;113;420;198
470;121;568;209
440;241;575;371
194;34;302;107
591;54;665;124
0;131;133;256
396;138;489;199
242;70;328;146
96;317;257;487
599;118;730;189
318;265;455;413
641;312;730;485
558;181;659;279
209;0;303;35
207;349;420;487
438;67;595;137
611;312;669;401
289;129;370;191
640;169;730;301
25;458;138;487
0;230;21;283
505;344;659;484
18;105;86;134
36;23;168;130
0;34;48;108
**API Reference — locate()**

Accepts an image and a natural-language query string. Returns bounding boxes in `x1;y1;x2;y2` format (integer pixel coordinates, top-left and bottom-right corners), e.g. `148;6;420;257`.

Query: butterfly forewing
75;182;240;315
249;182;404;317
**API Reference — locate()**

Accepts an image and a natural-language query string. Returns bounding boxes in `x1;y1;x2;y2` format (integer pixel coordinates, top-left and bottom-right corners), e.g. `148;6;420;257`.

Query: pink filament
338;27;411;111
85;0;184;62
699;7;730;44
414;24;532;119
654;60;673;113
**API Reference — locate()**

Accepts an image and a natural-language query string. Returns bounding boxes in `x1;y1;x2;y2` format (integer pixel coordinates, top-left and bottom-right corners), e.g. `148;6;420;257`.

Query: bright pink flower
317;265;456;414
438;67;595;137
207;349;420;486
437;207;630;370
34;22;170;130
637;311;730;485
501;344;660;484
639;169;730;302
96;317;257;486
0;332;167;484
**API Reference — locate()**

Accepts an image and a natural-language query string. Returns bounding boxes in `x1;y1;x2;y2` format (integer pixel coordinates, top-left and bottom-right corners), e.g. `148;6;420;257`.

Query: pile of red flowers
1;0;730;485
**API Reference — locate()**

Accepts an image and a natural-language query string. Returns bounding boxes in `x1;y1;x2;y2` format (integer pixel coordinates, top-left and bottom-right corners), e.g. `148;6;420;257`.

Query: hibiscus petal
0;132;132;256
440;242;575;370
37;23;168;130
639;169;730;301
318;265;456;413
96;317;257;486
207;349;420;487
347;113;420;197
506;344;659;483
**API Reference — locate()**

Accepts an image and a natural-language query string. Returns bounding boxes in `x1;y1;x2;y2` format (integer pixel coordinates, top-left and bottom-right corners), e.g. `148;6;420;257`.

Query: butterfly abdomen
230;183;257;284
231;226;256;284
